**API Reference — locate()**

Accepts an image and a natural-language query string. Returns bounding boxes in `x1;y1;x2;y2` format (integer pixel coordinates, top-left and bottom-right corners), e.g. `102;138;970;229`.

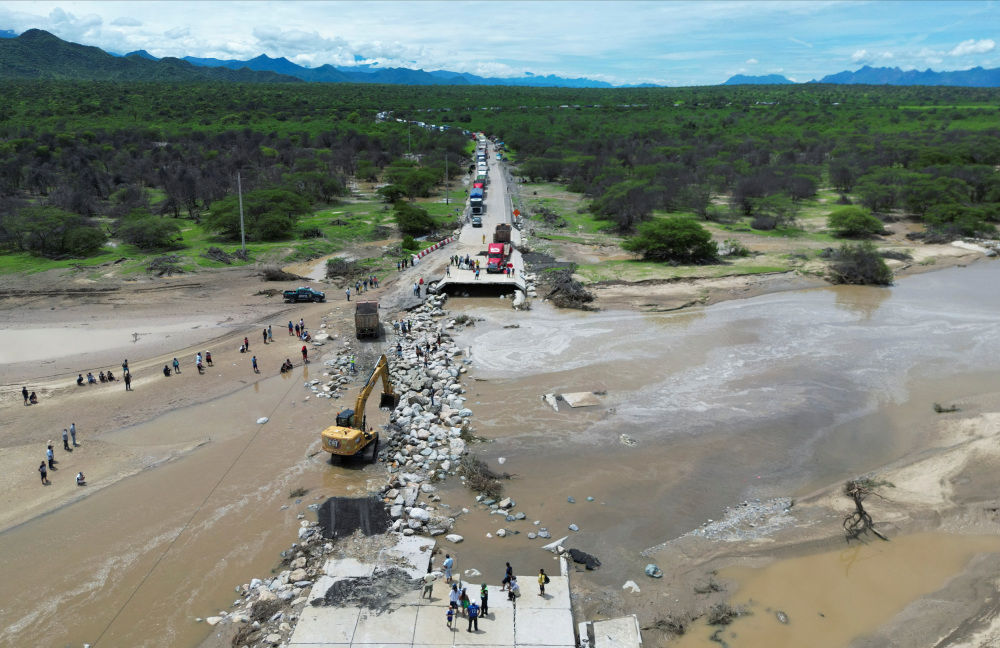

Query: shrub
827;207;885;237
118;215;182;250
63;226;107;256
828;241;893;286
622;217;718;264
718;238;750;257
394;202;434;235
401;235;419;250
301;225;324;239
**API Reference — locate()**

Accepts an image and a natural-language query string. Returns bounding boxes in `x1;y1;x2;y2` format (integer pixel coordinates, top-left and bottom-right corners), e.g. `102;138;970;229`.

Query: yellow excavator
321;354;399;463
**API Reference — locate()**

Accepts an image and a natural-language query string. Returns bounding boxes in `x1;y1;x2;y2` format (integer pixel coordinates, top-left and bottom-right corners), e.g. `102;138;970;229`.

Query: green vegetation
826;207;885;237
622;218;718;263
1;78;999;280
826;242;894;286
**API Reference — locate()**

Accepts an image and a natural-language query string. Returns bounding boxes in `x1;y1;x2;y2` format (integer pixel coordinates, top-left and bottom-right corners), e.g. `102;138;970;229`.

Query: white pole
237;172;245;253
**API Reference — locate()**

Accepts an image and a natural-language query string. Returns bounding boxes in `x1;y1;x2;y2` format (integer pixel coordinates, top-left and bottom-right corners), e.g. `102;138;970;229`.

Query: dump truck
321;354;399;463
355;300;380;339
493;223;512;243
283;286;326;303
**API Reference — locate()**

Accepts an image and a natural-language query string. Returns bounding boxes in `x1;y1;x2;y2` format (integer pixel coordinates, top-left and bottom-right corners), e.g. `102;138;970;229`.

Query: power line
91;371;305;646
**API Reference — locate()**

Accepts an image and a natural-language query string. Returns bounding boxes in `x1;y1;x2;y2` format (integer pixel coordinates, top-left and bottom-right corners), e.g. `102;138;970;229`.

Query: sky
1;1;999;85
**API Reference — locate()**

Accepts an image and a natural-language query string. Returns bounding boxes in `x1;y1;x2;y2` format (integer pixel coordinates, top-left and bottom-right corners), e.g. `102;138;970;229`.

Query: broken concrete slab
559;392;602;408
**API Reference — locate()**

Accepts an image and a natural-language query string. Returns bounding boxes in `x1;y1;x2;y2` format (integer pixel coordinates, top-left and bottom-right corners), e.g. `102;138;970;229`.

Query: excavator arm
352;354;399;438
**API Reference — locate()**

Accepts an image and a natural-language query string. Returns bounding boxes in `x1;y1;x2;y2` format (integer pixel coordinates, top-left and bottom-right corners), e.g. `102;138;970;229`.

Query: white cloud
851;49;894;65
164;26;190;39
949;38;995;56
788;37;813;48
110;17;141;27
745;58;758;64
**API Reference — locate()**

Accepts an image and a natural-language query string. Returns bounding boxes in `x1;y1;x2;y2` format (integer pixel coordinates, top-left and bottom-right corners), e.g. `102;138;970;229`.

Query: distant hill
183;54;616;87
0;29;302;83
722;74;795;85
815;65;1000;87
0;29;15;39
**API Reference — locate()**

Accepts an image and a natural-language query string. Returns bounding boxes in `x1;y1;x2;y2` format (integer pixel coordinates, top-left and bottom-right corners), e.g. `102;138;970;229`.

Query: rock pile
375;292;477;536
207;517;330;646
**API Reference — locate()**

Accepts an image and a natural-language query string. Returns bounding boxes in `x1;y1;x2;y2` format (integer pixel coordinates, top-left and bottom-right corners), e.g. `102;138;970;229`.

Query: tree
622;217;718;264
827;207;885;237
116;210;182;249
827;242;893;286
393;202;434;235
589;181;657;232
203;189;310;241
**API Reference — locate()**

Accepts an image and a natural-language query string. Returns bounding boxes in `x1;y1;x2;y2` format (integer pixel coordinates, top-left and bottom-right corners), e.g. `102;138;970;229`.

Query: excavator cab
336;409;355;428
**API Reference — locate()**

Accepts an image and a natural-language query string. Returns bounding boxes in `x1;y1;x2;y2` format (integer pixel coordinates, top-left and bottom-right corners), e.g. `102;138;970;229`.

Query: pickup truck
283;286;326;303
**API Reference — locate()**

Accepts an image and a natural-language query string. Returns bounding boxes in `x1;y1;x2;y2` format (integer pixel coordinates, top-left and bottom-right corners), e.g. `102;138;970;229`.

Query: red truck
486;242;512;273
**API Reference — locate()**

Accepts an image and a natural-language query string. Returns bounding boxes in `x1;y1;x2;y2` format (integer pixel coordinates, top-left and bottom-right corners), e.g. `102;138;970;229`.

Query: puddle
673;533;1000;648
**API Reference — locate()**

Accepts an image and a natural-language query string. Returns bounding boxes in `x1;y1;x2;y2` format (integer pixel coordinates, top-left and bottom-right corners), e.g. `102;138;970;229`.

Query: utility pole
445;154;449;205
237;172;246;254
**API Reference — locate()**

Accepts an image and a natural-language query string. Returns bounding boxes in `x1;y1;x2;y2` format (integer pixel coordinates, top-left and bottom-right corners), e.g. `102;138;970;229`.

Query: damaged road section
313;567;419;612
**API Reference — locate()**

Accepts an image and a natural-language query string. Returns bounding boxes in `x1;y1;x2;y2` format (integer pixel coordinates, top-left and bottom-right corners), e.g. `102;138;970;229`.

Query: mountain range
724;65;1000;87
3;28;1000;88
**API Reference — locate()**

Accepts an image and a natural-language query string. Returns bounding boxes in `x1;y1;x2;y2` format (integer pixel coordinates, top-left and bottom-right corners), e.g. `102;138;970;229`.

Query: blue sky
1;1;998;85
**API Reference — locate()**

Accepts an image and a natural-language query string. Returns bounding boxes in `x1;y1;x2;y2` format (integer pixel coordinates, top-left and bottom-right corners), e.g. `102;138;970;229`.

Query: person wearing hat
479;583;489;617
46;443;55;470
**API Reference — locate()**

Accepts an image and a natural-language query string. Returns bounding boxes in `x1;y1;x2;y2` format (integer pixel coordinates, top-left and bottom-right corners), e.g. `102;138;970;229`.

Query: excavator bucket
379;392;400;410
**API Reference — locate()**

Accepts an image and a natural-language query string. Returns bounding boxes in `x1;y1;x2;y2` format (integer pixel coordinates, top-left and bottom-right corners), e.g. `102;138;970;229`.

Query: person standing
350;355;355;373
263;328;268;345
467;601;479;632
206;352;213;366
47;444;55;470
538;569;548;596
39;461;48;485
70;423;77;447
480;583;489;617
243;336;250;352
502;562;513;590
346;287;351;301
252;356;259;374
300;318;304;332
22;386;29;405
268;325;273;342
62;428;70;451
173;358;180;374
460;588;470;617
301;345;308;363
122;359;129;375
422;572;436;599
443;554;454;584
288;321;294;335
124;372;132;391
449;584;460;616
446;607;454;631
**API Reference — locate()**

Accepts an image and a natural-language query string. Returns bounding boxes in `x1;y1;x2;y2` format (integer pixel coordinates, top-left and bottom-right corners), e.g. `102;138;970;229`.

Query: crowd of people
27;310;325;488
429;556;552;633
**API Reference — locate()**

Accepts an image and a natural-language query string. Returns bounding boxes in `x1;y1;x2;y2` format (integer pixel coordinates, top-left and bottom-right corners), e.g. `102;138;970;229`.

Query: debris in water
620;434;637;447
257;417;269;424
645;564;663;578
776;611;789;624
623;580;640;593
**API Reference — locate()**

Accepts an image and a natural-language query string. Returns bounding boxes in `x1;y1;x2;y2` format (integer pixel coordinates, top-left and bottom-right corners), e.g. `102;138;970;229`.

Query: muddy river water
1;263;999;647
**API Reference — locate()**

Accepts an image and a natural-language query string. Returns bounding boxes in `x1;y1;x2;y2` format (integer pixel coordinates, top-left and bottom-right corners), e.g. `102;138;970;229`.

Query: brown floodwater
1;262;998;647
671;532;1000;648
